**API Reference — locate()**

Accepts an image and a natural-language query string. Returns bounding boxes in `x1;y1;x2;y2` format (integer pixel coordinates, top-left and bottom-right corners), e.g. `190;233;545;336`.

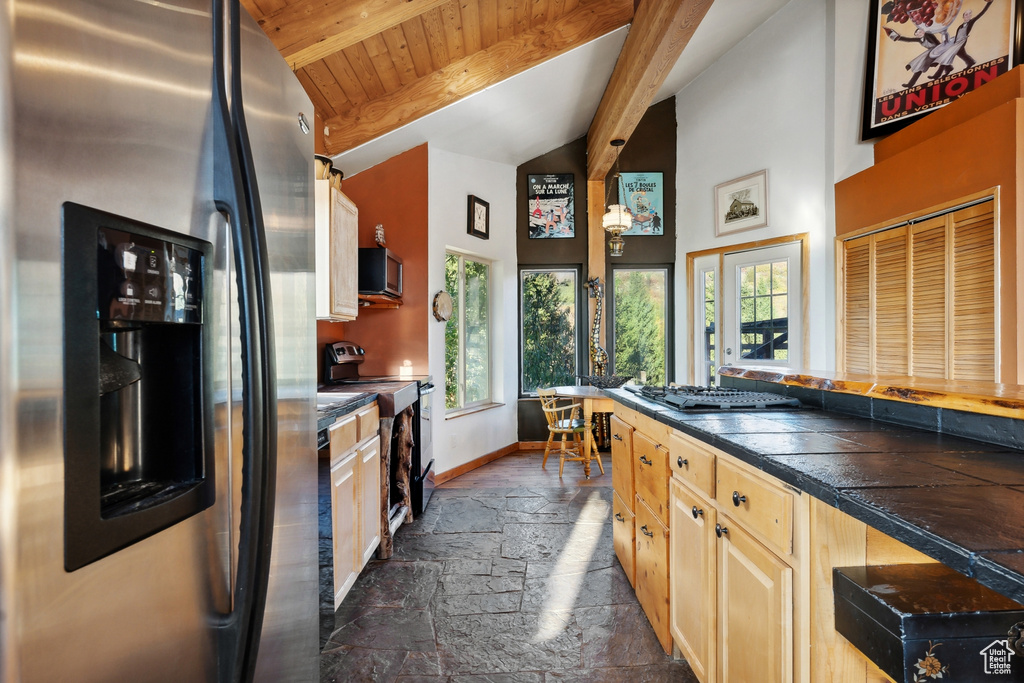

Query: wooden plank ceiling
241;0;636;156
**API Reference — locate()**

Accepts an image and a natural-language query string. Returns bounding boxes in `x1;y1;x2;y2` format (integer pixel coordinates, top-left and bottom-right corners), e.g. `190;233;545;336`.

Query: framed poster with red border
862;0;1023;140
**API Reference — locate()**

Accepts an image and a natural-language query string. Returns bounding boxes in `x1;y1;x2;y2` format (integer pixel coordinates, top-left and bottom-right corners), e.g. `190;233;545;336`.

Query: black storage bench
834;563;1024;682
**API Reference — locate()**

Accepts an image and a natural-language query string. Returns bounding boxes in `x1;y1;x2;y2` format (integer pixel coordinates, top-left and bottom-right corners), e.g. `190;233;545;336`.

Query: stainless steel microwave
358;247;402;297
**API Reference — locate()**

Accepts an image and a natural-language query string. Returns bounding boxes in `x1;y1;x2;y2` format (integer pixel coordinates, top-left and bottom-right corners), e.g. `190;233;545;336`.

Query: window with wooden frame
837;196;997;381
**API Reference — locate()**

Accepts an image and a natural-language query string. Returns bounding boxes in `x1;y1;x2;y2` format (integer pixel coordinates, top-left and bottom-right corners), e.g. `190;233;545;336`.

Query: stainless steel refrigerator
0;1;318;681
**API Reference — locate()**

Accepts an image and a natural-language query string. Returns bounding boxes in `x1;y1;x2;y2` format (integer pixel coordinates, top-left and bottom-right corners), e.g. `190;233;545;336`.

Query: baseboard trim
517;441;548;451
433;442;524;485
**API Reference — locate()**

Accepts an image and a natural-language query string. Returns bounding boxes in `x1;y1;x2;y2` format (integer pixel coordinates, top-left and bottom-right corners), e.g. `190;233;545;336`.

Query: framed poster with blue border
862;0;1023;140
619;172;664;236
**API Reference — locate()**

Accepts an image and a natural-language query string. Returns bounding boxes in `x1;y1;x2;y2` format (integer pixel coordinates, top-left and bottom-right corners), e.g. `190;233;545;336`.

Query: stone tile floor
320;482;697;682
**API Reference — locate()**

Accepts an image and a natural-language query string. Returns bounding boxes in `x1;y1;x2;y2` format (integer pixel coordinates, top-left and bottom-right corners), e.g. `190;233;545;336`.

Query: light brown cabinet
610;414;635;586
716;516;793;683
669;477;716;683
610;408;672;653
327;402;380;608
315;178;359;321
668;429;802;683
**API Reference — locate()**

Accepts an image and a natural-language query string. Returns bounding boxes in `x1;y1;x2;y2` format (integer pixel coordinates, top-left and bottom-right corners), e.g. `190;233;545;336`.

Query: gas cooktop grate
624;384;801;410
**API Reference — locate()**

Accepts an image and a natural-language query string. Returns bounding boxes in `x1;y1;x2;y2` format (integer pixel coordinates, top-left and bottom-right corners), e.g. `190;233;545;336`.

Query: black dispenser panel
63;202;215;571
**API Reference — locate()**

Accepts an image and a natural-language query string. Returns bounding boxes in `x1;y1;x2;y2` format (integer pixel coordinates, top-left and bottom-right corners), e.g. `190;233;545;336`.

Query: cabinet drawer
612;490;636;588
356;403;379;442
715;458;794;556
610;415;634;507
635;495;672;654
670;431;715;498
634;431;669;525
329;413;357;463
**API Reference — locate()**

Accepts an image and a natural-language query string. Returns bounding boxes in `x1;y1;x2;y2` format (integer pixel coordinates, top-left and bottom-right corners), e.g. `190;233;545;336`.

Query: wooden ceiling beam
322;0;633;155
255;0;452;70
586;0;712;180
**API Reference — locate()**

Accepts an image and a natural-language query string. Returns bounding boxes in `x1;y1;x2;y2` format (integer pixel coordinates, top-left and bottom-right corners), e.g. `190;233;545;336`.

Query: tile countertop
605;386;1024;605
316;391;376;434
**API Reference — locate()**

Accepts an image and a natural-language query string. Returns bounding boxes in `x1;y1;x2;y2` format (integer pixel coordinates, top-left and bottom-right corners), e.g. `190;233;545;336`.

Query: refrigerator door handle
211;2;278;682
229;1;279;679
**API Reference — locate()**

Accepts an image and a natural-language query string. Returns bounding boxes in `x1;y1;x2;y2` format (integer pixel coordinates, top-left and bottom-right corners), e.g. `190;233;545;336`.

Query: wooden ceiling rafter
586;0;713;180
249;0;453;70
320;0;634;156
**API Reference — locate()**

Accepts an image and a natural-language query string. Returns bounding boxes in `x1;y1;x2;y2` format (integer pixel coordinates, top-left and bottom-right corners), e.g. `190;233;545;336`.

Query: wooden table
550;385;615;478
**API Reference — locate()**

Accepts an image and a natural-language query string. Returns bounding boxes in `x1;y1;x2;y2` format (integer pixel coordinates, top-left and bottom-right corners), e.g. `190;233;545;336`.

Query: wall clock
467;195;489;240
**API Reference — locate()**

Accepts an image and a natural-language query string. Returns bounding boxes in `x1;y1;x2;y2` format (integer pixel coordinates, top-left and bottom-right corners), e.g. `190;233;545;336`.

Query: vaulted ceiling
240;0;637;157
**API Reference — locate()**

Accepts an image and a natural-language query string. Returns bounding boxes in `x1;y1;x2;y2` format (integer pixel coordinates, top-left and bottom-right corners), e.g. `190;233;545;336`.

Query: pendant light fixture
602;139;630;257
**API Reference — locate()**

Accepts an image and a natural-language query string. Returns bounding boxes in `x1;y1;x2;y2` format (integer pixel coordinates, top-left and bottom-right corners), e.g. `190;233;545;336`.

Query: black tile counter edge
722;375;1024;450
316;392;377;433
974;554;1024;605
602;387;1024;605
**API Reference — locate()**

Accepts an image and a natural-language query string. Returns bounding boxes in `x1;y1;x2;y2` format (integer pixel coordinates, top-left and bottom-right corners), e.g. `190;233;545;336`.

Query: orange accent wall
316;144;430;380
834;67;1023;383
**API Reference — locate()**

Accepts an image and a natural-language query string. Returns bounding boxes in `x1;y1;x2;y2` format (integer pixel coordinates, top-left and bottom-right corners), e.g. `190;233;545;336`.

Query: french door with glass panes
721;244;801;371
695;244;802;384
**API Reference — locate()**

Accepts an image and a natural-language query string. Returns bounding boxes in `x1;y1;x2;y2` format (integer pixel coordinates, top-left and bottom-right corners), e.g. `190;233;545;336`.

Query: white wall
674;0;877;378
427;146;519;474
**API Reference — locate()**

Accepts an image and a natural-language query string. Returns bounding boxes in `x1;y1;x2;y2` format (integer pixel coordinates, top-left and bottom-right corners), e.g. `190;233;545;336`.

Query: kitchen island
606;371;1024;682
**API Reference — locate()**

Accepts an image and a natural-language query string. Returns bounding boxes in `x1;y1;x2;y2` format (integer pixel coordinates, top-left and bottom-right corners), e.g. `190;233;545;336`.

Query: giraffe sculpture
586;277;608;376
586;277;610;448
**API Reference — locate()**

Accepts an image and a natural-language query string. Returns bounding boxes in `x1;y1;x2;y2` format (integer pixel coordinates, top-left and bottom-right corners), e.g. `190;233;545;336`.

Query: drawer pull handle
715;524;728;538
691;506;703;519
615;513;625;522
678;456;688;468
639;455;652;466
732;491;747;507
641;525;654;538
613;434;623;441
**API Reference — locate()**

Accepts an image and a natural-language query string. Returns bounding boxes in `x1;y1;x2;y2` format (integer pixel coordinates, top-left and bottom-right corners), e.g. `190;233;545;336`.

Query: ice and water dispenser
63;203;214;571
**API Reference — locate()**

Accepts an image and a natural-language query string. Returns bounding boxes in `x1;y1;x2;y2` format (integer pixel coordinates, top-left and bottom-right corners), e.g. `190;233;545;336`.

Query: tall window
611;268;669;386
520;268;577;394
445;252;491;411
701;268;717;386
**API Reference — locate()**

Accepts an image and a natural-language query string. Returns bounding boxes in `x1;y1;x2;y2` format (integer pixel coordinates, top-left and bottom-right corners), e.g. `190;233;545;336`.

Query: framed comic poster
619;172;664;235
863;0;1022;140
714;170;768;236
527;173;574;238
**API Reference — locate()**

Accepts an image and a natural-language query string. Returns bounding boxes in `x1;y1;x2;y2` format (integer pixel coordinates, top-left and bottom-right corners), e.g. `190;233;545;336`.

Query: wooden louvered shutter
874;227;908;375
843;236;871;373
910;217;947;378
950;202;995;380
839;197;995;381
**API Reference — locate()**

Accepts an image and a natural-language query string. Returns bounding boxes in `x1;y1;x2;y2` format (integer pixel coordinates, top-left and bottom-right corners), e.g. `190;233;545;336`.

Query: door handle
716;524;728;538
613;434;623;441
691;506;703;519
639;455;652;466
641;525;654;538
615;512;625;522
732;491;747;507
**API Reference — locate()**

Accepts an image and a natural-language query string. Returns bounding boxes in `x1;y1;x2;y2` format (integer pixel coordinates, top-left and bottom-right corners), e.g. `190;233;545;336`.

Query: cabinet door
670;478;716;683
635;495;672;654
717;517;793;683
610;415;634;508
330;189;358;320
358;436;381;566
612;489;636;587
330;451;359;609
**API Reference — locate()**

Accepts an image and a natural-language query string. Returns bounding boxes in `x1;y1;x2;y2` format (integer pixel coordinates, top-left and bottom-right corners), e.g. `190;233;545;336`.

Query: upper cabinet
315;178;358;321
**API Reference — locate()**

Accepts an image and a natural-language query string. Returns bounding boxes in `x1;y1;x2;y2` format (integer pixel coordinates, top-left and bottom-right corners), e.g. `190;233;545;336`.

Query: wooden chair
537;388;605;478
